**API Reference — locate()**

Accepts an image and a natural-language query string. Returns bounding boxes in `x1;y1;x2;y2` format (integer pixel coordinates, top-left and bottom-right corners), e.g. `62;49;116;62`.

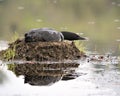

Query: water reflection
0;56;120;95
24;75;61;86
7;62;80;86
0;70;8;85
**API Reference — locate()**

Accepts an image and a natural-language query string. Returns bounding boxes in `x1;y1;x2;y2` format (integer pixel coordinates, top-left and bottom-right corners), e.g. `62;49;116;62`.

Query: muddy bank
0;39;86;61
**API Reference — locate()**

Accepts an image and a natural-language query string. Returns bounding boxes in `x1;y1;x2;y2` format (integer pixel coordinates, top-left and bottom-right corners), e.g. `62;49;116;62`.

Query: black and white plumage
24;28;86;42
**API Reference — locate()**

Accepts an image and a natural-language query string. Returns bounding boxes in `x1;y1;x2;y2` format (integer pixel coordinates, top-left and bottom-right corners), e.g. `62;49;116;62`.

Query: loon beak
82;37;89;41
79;37;86;40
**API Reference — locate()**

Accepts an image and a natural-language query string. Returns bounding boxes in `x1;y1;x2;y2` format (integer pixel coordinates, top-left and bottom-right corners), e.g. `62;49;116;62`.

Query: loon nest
0;39;85;61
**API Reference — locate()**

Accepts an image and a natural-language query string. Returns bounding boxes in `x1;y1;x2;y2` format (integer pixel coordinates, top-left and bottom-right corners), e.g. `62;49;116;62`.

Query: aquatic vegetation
75;41;86;53
3;32;19;61
7;64;16;74
10;32;19;43
3;46;16;61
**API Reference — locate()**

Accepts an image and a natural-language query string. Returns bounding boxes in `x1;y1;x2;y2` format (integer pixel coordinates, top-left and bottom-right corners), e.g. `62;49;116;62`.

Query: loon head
61;31;86;41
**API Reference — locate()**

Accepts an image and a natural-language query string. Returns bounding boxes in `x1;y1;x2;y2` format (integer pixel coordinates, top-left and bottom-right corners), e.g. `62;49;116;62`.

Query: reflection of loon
25;28;86;42
24;75;62;86
24;74;80;86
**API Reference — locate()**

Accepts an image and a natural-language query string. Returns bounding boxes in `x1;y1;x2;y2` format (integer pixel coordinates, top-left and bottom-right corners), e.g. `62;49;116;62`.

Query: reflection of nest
8;63;79;76
8;63;79;86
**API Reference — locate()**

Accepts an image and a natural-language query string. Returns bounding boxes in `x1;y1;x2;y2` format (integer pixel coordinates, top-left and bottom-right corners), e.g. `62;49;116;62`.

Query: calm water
0;41;120;96
0;1;120;95
0;0;120;54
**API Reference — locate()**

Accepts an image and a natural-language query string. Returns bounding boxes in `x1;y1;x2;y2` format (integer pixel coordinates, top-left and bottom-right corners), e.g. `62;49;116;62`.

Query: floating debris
87;53;120;64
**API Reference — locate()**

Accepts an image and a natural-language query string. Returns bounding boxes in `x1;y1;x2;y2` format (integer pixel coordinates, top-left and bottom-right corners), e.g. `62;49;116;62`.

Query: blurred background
0;0;120;55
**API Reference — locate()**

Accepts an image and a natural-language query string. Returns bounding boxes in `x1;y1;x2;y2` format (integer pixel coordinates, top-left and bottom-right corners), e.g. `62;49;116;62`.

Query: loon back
25;28;64;42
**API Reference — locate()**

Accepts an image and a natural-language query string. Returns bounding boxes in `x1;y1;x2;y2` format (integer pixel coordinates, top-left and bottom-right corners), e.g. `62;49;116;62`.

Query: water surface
0;41;120;96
